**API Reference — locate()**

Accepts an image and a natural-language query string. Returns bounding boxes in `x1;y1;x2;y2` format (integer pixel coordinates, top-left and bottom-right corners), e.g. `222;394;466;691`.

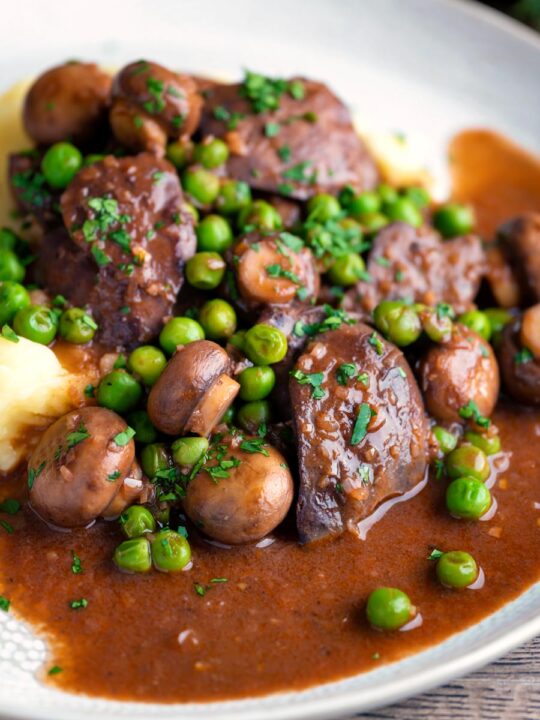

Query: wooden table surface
347;635;540;719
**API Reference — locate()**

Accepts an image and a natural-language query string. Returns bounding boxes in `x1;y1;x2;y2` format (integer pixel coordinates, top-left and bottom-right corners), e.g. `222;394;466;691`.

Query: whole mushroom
23;62;112;146
28;407;144;528
498;309;540;405
184;432;294;544
110;60;202;155
147;340;240;436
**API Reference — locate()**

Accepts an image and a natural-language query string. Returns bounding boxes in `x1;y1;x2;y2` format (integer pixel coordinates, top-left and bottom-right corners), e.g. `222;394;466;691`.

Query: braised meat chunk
199;75;379;200
345;222;485;314
39;153;196;347
291;322;429;543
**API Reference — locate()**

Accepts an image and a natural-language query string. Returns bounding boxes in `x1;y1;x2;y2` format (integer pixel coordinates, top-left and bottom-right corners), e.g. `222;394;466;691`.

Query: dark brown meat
8;152;60;227
344;222;485;314
264;194;302;228
497;212;540;307
23;62;112;147
39;153;196;348
199;78;378;200
110;60;202;155
290;322;429;543
498;317;540;405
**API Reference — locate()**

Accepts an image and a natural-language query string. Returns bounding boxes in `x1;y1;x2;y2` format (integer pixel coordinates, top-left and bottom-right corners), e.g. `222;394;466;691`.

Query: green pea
306;193;341;222
421;308;453;343
171;436;209;466
185;251;226;290
445;445;490;482
377;183;399;206
126;409;157;444
237;200;282;233
198;299;237;340
0;249;25;283
385;198;423;228
458;310;491;341
97;370;142;413
159;317;205;355
58;307;97;344
41;142;83;189
0;227;18;252
13;305;58;344
229;330;246;351
196;215;233;253
140;443;171;479
194;138;229;169
113;537;152;573
436;551;479;589
348;191;382;218
327;252;366;286
215;180;252;215
220;405;235;425
127;345;166;385
166;140;193;169
433;426;458;455
151;529;191;572
83;153;105;166
484;308;513;345
361;212;389;234
373;300;421;347
119;506;156;539
446;476;492;520
403;186;430;209
0;281;30;325
366;587;413;631
243;323;288;365
182;167;220;205
239;365;276;401
237;400;271;434
433;203;474;238
464;431;501;456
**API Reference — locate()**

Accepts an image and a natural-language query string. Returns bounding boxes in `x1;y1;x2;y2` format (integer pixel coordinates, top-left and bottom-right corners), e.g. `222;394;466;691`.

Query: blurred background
482;0;540;30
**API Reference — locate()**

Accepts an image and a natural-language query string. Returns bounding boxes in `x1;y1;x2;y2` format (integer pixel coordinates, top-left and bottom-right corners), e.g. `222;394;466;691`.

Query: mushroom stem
187;374;240;436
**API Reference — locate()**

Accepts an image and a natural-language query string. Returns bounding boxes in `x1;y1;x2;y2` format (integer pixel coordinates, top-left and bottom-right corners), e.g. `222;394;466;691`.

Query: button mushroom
232;231;319;310
28;407;143;529
147;340;240;436
183;432;294;544
23;62;112;146
110;60;202;156
498;312;540;405
290;322;430;543
418;323;499;423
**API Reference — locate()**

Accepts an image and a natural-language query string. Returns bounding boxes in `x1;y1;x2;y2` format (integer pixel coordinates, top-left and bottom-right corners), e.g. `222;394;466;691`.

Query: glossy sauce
0;131;539;703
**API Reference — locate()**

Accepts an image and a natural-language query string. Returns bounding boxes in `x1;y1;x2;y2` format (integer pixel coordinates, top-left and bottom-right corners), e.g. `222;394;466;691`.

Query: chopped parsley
83;384;95;398
12;169;52;209
1;325;19;343
358;464;371;486
71;553;83;574
91;245;111;267
368;332;384;355
375;256;391;267
211;577;228;584
0;596;10;612
290;368;326;399
28;461;46;489
436;302;455;320
107;470;121;482
264;122;280;137
69;598;88;610
458;400;491;428
266;263;302;285
66;422;91;449
428;548;444;561
0;520;13;534
350;403;375;446
433;459;445;479
113;427;136;446
336;363;359;386
303;214;369;260
48;666;63;675
282;161;313;183
276;182;294;195
0;499;20;515
212;105;245;129
194;583;207;597
515;347;533;364
277;145;291;162
292;304;356;338
239;437;270;456
52;294;67;307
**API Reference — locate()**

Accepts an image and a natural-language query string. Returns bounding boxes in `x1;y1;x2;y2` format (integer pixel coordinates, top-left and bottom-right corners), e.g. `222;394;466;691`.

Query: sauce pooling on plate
0;60;539;702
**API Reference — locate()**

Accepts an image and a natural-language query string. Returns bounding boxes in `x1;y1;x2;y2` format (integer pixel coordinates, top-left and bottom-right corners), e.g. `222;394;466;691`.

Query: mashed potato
0;336;80;472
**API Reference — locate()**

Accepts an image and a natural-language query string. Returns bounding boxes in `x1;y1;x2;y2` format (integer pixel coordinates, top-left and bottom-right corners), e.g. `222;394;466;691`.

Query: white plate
1;1;540;718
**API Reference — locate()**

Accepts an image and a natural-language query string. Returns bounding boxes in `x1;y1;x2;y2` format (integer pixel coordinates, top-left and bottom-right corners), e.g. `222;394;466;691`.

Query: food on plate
0;57;539;703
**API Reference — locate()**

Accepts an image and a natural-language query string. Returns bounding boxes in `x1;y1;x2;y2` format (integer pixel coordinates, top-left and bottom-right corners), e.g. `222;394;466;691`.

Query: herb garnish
0;499;20;515
368;332;384;356
264;122;280;137
292;304;357;338
69;598;88;610
515;347;533;365
71;553;83;574
266;263;302;285
48;666;63;675
66;422;90;449
1;325;19;343
113;427;136;446
107;470;121;482
0;596;10;612
83;384;95;398
458;400;490;428
350;403;375;446
336;363;358;386
28;461;45;490
239;437;270;456
290;369;326;399
428;548;444;561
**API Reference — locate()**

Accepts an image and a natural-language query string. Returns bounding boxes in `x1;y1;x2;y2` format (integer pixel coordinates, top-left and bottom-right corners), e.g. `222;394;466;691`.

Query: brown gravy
0;130;539;703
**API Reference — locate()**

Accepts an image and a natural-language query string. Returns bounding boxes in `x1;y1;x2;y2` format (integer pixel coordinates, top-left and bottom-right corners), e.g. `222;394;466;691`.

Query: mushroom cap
28;406;135;528
184;433;294;544
147;340;237;435
498;317;540;405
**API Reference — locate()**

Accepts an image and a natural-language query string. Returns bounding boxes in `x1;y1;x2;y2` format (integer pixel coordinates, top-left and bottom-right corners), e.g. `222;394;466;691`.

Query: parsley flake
0;596;10;612
1;325;19;343
458;400;491;428
113;427;136;447
428;548;444;561
28;461;46;489
350;403;375;446
66;422;90;449
71;553;83;574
